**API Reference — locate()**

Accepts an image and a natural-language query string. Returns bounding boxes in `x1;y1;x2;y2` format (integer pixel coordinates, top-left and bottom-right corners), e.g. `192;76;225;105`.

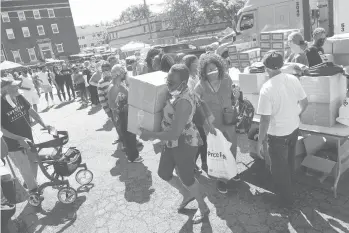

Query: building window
2;12;10;22
37;25;45;36
18;11;26;21
91;43;94;46
1;49;6;61
22;27;30;38
27;48;37;61
47;9;55;18
33;10;41;19
51;24;59;34
114;32;118;39
143;25;147;32
6;29;15;40
11;50;22;63
56;43;64;53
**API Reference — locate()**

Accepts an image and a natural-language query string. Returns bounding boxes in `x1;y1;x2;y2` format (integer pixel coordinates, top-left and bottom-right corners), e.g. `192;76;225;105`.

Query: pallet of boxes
322;33;349;67
228;41;259;71
127;71;168;140
259;29;300;59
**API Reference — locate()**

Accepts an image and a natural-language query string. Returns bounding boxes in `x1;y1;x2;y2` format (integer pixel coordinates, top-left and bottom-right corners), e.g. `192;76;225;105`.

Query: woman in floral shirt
140;64;210;224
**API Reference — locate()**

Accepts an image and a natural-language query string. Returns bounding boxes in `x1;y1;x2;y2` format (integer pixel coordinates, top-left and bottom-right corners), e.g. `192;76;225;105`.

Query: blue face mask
168;81;184;97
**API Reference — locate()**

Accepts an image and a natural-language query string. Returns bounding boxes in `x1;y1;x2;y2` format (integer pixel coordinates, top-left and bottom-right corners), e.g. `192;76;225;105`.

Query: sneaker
194;165;202;174
232;174;241;181
129;157;144;163
216;181;228;194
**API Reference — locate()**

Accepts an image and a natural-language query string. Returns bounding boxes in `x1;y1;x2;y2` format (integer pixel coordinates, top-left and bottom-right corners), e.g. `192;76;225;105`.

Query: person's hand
18;138;31;150
140;128;154;141
256;140;265;160
208;124;217;136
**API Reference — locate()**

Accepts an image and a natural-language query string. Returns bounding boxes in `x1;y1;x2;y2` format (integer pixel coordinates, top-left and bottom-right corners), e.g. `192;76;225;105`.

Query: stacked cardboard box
239;73;268;110
228;41;259;70
300;74;347;127
127;71;168;135
259;29;299;58
323;33;349;66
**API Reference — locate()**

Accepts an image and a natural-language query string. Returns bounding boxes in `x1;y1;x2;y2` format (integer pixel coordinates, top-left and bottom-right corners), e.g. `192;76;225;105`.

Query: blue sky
69;0;165;26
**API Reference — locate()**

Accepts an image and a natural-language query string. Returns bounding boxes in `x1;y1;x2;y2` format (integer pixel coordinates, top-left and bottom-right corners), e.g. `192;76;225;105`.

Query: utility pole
144;0;153;40
302;0;312;41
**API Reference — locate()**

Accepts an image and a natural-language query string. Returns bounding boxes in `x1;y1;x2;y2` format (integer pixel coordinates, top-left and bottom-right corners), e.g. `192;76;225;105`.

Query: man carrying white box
256;51;309;208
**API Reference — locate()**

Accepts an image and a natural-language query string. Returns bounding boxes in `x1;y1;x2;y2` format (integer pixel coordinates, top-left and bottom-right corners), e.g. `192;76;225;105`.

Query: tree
165;0;204;36
199;0;245;29
118;4;152;23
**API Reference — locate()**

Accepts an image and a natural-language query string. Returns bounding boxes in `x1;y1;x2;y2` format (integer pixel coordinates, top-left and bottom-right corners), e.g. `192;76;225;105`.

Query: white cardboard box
128;71;168;113
300;74;347;104
127;105;162;135
239;73;268;94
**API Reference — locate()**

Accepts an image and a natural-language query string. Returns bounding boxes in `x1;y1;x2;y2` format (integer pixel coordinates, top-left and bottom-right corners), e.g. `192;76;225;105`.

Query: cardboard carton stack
238;73;268;110
323;33;349;66
228;41;259;70
127;71;168;135
300;73;347;127
259;29;299;58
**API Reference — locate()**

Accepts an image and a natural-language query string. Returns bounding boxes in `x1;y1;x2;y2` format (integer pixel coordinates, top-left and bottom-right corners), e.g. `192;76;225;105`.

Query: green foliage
118;4;152;23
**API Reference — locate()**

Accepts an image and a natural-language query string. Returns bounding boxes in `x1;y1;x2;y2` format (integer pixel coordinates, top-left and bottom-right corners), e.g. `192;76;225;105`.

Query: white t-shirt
257;73;307;136
20;75;35;90
37;71;50;86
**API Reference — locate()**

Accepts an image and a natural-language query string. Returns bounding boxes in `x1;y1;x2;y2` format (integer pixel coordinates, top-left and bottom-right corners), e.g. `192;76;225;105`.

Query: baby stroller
27;129;93;207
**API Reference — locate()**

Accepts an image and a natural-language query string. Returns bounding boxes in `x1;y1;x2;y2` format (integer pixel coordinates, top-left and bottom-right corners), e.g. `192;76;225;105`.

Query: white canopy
45;58;64;64
120;41;151;53
0;61;22;70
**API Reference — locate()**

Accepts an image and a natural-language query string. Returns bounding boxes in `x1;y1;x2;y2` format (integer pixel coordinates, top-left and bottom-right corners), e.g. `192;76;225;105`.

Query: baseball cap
262;50;284;70
1;77;21;89
288;32;305;46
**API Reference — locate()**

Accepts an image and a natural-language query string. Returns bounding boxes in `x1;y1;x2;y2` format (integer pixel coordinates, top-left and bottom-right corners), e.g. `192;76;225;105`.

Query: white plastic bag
207;129;238;180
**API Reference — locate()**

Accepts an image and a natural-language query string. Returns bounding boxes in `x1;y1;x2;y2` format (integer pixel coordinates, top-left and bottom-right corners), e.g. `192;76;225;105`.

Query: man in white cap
257;50;308;208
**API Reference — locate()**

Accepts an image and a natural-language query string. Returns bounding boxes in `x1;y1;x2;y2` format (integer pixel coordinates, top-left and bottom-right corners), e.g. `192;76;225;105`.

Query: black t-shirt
61;69;72;82
1;95;33;152
54;72;65;85
83;68;92;82
305;45;325;67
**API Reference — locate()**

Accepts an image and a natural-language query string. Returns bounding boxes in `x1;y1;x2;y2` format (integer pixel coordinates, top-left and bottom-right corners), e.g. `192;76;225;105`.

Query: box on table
229;53;239;62
239;73;268;94
244;93;259;110
300;97;343;127
238;48;261;60
300;74;347;103
333;54;349;66
324;34;349;54
271;41;288;50
127;105;162;135
128;71;168;113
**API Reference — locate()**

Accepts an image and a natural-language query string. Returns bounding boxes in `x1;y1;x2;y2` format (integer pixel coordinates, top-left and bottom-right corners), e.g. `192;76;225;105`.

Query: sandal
178;197;195;211
192;208;210;224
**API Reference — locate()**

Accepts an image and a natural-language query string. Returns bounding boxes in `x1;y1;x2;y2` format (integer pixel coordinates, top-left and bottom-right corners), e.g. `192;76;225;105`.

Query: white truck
216;0;348;57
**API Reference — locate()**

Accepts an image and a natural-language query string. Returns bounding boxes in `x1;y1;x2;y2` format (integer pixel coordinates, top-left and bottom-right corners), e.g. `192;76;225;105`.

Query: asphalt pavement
6;95;349;233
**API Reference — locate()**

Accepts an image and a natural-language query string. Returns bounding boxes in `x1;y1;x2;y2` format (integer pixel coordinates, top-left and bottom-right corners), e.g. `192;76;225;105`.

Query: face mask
168;81;184;96
102;71;111;78
316;38;325;47
207;70;218;81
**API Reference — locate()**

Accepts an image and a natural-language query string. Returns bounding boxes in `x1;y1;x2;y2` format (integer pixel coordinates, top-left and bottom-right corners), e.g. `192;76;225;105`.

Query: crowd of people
1;27;337;227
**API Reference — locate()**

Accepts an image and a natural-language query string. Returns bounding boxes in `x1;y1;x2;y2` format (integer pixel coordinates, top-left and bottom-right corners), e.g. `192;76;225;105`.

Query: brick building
1;0;80;65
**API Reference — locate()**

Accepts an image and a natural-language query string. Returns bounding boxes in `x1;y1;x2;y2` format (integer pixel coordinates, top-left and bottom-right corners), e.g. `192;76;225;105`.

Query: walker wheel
28;194;42;207
57;187;77;204
75;169;93;185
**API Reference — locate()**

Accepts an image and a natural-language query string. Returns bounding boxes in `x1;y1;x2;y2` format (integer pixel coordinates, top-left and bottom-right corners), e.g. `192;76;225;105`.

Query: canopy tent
0;61;23;70
45;58;64;64
120;41;151;53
